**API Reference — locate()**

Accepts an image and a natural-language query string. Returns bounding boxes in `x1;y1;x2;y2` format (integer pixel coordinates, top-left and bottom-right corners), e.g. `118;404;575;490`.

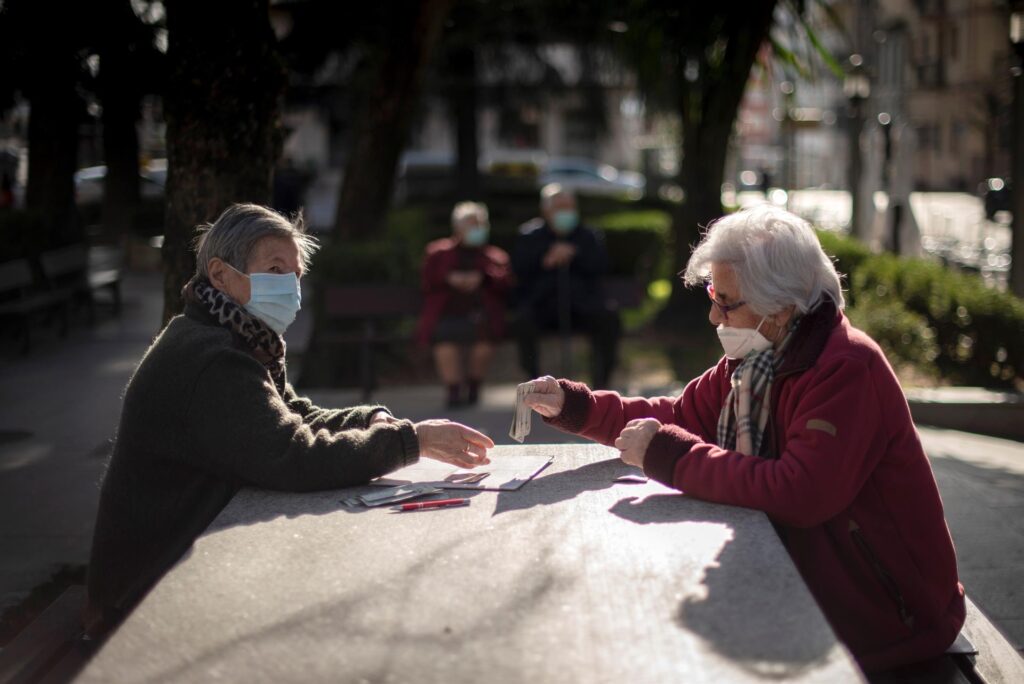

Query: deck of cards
342;484;443;508
509;381;537;443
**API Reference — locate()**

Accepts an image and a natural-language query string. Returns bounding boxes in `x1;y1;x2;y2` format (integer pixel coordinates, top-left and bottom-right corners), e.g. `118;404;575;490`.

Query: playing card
342;484;443;508
509;381;536;443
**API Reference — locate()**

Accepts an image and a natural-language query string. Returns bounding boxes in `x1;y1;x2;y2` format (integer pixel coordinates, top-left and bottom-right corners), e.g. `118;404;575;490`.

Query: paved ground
0;270;1021;654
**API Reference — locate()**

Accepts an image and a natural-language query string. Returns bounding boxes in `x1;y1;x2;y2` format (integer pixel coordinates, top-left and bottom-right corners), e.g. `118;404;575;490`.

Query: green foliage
591;210;672;278
816;229;872;307
817;231;1024;388
312;206;675;289
846;302;939;379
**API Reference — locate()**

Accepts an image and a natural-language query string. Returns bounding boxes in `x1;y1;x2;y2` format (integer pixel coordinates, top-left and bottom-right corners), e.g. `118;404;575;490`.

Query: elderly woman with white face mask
523;205;965;674
86;203;493;636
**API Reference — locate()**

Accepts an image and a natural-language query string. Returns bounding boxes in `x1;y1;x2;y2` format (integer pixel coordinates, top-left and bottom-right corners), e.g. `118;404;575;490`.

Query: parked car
74;159;167;206
538;157;645;199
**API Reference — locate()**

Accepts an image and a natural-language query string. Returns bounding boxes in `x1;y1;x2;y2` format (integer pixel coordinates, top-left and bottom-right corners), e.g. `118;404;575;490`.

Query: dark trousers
514;304;621;389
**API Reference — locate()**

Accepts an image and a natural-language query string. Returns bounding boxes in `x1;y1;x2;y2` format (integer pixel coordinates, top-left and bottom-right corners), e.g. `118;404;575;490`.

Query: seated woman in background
523;205;965;675
416;202;512;408
86;203;492;637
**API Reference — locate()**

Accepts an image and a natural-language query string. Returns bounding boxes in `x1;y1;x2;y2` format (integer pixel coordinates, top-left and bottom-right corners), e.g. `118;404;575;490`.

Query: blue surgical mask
551;210;579;234
462;225;489;247
230;264;301;335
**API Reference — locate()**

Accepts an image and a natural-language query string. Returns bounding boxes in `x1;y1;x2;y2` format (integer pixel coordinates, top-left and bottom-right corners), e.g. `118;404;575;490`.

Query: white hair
540;182;575;211
194;203;319;279
682;205;845;315
451;201;489;228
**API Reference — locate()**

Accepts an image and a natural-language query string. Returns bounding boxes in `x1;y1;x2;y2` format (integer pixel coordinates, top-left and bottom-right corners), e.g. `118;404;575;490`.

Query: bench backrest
0;259;33;294
42;245;88;280
604;276;645;310
323;284;422;319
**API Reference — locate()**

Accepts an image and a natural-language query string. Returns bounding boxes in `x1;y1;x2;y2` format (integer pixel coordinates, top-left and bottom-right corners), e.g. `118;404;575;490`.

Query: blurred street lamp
844;54;871;241
1010;6;1024;297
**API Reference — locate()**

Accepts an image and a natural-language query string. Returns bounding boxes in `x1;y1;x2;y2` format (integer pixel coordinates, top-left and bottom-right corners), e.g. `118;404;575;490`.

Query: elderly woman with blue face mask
86;203;493;636
522;205;965;674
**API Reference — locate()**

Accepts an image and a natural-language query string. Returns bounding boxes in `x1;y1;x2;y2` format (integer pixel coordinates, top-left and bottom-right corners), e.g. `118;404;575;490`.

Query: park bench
0;259;71;354
318;283;424;402
40;245;122;324
318;275;646;400
0;585;93;684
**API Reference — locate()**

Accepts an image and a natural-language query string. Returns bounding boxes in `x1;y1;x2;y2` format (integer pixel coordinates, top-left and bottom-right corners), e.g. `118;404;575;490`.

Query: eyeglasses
706;282;747;319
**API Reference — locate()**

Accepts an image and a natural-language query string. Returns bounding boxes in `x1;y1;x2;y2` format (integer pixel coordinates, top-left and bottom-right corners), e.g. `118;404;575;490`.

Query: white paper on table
372;454;553;491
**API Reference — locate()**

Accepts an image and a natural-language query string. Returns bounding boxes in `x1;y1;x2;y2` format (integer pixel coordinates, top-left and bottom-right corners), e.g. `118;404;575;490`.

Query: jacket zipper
848;519;915;629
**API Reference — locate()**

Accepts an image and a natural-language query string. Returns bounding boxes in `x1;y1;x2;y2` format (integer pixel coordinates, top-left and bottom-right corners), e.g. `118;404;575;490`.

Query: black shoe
466;380;481;405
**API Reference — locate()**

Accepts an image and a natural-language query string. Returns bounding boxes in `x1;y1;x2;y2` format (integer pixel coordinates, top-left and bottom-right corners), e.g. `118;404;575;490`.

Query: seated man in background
86;203;492;636
524;205;965;675
511;184;621;389
416;202;512;408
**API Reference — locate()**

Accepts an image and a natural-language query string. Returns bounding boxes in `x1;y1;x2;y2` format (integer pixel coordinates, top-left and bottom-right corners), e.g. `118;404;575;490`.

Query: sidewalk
0;270;1021;653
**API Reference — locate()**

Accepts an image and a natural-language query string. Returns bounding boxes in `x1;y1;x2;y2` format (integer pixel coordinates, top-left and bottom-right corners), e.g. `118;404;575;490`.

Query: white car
74;160;167;206
538;157;645;199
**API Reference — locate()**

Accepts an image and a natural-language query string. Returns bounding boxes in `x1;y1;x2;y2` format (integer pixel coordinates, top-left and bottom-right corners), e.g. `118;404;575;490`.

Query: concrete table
79;444;863;683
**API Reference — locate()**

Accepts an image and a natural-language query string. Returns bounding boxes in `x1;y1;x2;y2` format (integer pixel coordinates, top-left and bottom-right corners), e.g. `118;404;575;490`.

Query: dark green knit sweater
86;301;419;627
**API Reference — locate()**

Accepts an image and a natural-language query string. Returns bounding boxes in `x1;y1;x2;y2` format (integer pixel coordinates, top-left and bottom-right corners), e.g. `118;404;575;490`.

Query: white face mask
716;316;773;359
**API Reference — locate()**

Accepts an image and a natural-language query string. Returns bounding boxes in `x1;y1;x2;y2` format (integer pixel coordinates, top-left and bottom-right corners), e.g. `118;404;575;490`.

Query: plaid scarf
716;321;799;458
184;277;288;394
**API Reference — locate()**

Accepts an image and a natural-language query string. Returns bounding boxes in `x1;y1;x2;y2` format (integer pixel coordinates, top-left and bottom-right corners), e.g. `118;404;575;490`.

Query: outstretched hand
522;376;565;418
614;418;661;468
414;419;493;469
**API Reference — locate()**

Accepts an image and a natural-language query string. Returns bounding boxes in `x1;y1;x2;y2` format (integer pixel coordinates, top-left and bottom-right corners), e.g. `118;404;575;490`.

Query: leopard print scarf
185;277;287;393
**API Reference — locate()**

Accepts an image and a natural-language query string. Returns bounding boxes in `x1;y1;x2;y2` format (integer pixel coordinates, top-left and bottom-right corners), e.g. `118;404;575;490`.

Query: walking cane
558;263;572;377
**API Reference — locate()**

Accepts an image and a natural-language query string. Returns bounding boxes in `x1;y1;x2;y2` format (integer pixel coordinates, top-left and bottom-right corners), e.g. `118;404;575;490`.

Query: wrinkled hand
446;271;483;293
614;418;662;468
542;243;577;269
522;375;565;418
415;419;493;469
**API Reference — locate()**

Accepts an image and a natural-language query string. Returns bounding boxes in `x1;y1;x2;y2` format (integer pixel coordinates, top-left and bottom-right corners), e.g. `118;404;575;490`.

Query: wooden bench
0;586;92;684
318;276;646;399
40;245;122;324
319;284;423;401
0;259;71;354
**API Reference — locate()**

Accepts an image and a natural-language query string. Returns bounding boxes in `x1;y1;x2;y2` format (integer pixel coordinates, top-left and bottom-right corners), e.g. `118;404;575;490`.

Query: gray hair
540;182;575;211
451;201;489;228
682;205;845;315
193;203;319;278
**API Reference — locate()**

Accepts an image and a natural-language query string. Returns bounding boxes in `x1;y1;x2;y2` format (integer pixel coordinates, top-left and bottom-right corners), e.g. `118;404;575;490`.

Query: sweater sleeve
282;383;388;432
184;349;420;492
645;353;889;528
544;379;697;446
544;361;728;446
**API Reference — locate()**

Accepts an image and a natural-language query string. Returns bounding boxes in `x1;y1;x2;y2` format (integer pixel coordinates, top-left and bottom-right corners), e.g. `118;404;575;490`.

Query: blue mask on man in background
551;210;579;235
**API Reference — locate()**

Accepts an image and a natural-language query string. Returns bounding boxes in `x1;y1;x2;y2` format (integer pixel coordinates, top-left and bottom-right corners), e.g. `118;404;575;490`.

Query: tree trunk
332;0;454;239
161;0;285;324
25;55;80;251
450;44;480;199
1011;65;1024;299
656;3;777;330
99;0;143;241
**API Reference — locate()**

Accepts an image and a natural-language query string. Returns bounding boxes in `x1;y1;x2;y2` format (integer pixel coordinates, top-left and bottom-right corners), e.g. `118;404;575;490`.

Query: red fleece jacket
546;303;964;672
415;238;511;347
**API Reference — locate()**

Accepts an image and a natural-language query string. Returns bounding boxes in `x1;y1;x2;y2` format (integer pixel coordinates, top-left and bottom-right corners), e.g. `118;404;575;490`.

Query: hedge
818;231;1023;388
311;206;673;286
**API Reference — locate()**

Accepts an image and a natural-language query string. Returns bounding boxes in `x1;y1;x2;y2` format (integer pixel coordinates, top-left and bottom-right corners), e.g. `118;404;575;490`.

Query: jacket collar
776;298;842;379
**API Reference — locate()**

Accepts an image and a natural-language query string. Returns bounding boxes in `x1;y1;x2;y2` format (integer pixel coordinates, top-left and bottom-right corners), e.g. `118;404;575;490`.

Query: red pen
393;498;470;512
